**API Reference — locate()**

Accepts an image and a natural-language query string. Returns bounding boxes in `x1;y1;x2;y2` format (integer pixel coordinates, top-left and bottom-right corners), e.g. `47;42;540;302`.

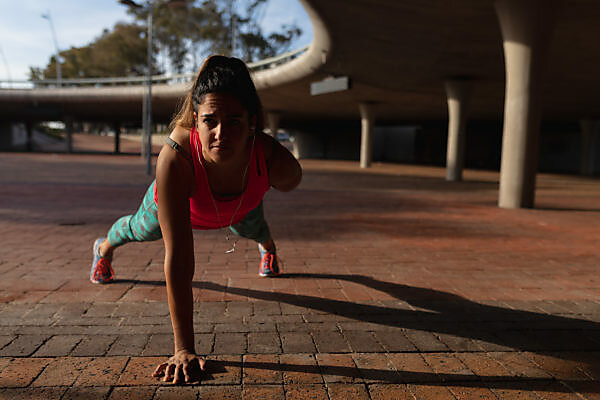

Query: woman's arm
152;143;204;383
261;133;302;192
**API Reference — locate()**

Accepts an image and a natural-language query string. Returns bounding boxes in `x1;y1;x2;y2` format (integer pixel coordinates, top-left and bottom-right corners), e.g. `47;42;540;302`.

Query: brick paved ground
0;146;599;399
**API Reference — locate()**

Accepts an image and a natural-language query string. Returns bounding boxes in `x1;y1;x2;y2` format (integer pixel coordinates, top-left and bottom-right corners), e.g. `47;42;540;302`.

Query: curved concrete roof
1;0;600;125
0;0;331;124
263;0;600;124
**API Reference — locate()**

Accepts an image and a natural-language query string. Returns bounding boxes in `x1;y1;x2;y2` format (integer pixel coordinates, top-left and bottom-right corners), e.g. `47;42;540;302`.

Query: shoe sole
90;238;114;284
258;271;280;278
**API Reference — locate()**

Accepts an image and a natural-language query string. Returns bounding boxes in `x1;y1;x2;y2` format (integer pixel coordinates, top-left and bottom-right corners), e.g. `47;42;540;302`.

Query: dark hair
170;55;264;131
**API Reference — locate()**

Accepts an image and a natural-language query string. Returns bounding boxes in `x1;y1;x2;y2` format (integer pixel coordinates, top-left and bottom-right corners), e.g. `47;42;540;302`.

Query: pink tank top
154;127;270;230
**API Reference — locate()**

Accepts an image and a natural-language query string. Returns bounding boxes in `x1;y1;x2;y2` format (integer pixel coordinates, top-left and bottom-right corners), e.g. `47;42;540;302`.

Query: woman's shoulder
157;125;195;197
157;124;195;180
169;125;193;153
256;131;275;160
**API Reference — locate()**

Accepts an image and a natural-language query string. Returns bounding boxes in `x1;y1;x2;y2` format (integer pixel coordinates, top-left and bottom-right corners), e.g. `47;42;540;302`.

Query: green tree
127;0;303;68
30;0;302;79
29;22;158;80
88;23;156;76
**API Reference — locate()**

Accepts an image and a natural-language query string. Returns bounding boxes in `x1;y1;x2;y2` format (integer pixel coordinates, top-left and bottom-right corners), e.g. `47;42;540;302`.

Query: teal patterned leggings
107;180;271;247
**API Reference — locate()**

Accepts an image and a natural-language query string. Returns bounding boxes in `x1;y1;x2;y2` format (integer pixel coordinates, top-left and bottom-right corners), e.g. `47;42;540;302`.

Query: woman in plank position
89;55;302;383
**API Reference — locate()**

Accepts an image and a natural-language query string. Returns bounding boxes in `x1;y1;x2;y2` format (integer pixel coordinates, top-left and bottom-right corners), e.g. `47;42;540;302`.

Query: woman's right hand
152;349;206;384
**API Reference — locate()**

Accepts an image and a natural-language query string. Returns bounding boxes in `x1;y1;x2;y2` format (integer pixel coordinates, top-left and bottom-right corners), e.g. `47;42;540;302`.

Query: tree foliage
30;23;158;80
127;0;303;70
30;0;302;80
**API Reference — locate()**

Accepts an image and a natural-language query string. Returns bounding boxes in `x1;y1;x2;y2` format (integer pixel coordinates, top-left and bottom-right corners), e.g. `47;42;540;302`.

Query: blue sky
0;0;312;81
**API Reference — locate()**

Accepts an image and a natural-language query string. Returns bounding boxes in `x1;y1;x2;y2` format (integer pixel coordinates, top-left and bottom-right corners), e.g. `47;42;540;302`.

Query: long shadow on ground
202;359;586;393
202;274;600;357
119;273;600;391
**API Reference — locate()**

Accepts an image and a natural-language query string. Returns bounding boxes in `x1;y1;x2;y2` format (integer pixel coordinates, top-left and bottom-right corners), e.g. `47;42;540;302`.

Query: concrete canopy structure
1;0;600;208
261;0;600;122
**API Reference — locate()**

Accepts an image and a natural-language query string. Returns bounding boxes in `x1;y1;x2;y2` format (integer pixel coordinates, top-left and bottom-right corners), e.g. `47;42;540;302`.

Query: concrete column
113;121;121;154
0;123;11;150
266;111;280;137
444;80;472;181
495;0;556;209
359;103;375;168
64;117;73;153
25;121;33;152
141;94;147;159
580;120;599;176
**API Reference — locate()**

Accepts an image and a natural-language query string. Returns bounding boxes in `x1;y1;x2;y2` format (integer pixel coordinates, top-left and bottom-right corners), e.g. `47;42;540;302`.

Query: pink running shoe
258;243;281;277
90;238;114;284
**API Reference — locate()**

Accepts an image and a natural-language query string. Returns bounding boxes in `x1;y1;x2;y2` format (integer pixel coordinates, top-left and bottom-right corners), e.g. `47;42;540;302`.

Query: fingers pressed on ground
173;364;183;384
153;362;168;377
153;357;206;383
163;363;175;382
183;363;192;382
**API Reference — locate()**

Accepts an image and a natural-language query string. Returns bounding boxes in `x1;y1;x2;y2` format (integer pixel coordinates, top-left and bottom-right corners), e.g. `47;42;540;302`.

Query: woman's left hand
152;349;206;384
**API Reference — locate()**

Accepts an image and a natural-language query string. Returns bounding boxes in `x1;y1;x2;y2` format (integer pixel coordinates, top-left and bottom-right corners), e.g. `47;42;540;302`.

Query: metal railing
0;45;309;90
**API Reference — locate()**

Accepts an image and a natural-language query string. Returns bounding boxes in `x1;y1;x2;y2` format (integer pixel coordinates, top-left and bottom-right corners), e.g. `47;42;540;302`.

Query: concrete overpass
1;0;599;209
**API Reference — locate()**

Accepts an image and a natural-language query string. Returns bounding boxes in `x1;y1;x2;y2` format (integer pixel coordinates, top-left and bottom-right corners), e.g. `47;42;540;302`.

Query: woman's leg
103;180;163;255
91;181;162;283
230;202;279;277
229;201;272;248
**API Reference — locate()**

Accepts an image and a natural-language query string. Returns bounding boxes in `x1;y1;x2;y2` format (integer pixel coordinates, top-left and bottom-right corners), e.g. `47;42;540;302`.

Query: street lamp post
145;2;153;176
0;45;12;88
118;0;153;175
41;11;62;88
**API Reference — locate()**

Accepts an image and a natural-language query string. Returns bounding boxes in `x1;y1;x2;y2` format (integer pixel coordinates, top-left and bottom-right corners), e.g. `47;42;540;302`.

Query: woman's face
195;92;253;165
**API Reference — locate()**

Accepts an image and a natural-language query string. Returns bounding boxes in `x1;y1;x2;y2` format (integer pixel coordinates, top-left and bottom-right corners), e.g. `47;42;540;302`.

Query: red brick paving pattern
0;150;599;399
